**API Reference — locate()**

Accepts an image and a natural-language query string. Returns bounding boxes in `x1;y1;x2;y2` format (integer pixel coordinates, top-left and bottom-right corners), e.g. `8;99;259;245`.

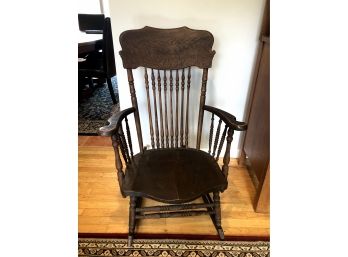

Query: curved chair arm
98;107;136;198
202;105;247;180
98;107;136;136
203;105;247;131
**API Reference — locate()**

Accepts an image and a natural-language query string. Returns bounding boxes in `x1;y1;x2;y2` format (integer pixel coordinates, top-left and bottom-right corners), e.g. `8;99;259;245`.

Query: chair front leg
213;191;224;240
128;196;136;246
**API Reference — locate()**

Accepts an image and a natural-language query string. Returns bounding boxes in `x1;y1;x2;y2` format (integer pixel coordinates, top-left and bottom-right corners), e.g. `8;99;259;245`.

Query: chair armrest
98;107;136;136
203;105;247;131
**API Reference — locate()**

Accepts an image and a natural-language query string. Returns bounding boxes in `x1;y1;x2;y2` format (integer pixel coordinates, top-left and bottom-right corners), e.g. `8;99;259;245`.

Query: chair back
78;14;105;33
102;17;116;77
119;26;216;150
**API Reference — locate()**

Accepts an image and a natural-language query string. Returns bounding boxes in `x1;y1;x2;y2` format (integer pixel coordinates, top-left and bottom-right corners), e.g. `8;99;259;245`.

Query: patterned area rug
78;76;120;135
78;238;270;257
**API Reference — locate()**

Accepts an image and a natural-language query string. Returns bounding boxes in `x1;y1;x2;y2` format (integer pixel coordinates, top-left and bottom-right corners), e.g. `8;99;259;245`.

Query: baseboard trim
78;232;270;241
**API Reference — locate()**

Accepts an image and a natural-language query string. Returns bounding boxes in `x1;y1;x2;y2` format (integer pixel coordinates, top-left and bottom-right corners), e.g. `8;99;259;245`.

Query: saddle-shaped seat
122;148;227;203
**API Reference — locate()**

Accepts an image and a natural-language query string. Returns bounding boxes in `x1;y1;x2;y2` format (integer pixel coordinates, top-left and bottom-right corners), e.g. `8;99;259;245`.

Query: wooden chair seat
122;148;227;204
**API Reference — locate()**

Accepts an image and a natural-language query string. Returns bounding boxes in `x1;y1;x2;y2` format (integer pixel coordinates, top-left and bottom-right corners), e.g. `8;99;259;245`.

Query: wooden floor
78;136;270;238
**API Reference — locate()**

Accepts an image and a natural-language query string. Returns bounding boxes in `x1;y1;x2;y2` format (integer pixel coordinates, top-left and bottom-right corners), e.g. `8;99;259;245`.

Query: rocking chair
99;26;247;246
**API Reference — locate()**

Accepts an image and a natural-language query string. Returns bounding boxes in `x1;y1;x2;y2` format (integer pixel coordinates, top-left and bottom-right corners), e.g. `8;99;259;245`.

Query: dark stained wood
180;69;185;147
111;134;124;196
122;148;227;204
127;69;143;153
216;125;228;161
125;116;134;158
119;26;216;69
185;67;191;147
244;41;269;182
202;194;217;228
213;191;224;239
151;69;160;149
170;70;174;148
99;27;248;245
136;210;215;219
240;0;270;215
208;114;214;154
99;107;135;137
259;0;270;40
128;196;136;246
157;70;165;148
144;68;155;149
196;68;208;149
222;129;234;178
175;70;179;148
164;70;169;148
119;124;130;163
212;119;222;157
136;203;215;212
203;105;247;131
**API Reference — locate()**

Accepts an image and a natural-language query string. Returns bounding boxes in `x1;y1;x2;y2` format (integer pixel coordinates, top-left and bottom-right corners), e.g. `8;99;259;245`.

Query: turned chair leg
128;196;136;246
213;191;224;240
106;77;117;104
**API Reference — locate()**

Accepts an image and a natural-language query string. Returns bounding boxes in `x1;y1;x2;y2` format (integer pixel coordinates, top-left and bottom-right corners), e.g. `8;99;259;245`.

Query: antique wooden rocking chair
99;26;247;246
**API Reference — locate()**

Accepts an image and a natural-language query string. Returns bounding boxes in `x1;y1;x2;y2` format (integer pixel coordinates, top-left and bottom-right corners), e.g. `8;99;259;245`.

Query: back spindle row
144;68;191;149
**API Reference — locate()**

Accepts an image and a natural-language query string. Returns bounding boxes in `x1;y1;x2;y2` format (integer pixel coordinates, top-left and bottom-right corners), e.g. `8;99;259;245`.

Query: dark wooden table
78;32;103;56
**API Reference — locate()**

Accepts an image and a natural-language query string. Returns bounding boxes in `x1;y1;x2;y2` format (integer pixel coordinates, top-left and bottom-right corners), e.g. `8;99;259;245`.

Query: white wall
77;0;109;16
109;0;265;157
77;0;101;14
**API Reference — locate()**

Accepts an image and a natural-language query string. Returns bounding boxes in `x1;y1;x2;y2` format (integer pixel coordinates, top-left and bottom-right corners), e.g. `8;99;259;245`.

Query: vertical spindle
180;68;185;147
170;70;174;148
175;69;179;148
144;68;155;149
185;67;191;147
215;125;228;161
119;124;130;163
125;116;133;158
163;70;169;148
208;113;214;154
157;70;164;148
212;119;222;157
151;69;160;148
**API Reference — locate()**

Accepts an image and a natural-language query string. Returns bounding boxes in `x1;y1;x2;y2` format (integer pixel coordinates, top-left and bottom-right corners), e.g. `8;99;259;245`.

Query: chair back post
127;69;144;153
103;17;116;78
196;68;209;149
